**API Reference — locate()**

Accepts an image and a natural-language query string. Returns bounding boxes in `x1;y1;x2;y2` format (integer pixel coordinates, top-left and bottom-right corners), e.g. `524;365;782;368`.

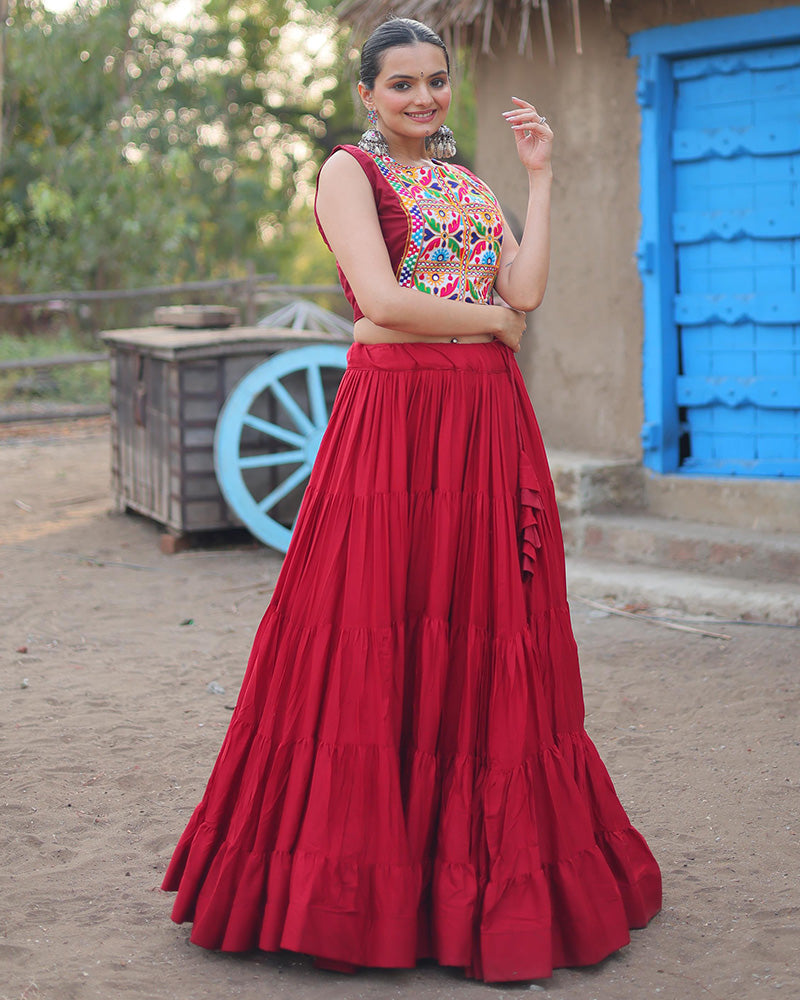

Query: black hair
359;18;450;90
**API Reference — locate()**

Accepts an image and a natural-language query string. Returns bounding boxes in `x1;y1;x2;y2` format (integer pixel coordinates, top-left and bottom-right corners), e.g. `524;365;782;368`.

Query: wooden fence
0;277;343;424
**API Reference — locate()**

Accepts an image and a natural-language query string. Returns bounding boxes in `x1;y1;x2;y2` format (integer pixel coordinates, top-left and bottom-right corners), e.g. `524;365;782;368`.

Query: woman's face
361;43;451;146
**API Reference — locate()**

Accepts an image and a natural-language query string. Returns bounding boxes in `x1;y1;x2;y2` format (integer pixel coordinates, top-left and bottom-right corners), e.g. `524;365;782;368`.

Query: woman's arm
316;150;526;349
492;98;553;312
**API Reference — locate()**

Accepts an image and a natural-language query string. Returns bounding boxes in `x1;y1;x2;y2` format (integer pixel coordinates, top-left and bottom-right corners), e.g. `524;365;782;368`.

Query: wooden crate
102;326;344;536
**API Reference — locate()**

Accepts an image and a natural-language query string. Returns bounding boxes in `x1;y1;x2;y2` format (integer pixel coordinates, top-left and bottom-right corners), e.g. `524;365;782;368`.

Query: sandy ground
1;420;798;1000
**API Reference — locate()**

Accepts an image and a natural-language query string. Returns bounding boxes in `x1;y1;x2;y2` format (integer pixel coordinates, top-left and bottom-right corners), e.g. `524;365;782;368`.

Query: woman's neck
384;136;432;169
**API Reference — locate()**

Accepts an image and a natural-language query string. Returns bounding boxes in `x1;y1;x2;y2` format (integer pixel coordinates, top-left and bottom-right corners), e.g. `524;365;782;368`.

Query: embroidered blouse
314;144;505;323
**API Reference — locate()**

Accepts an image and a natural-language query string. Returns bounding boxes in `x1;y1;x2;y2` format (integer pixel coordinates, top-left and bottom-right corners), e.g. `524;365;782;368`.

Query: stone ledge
547;451;800;534
643;471;800;534
548;450;644;516
562;512;800;585
566;557;800;626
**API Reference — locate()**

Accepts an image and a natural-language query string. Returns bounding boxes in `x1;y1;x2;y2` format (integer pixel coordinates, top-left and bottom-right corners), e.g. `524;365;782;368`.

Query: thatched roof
337;0;614;64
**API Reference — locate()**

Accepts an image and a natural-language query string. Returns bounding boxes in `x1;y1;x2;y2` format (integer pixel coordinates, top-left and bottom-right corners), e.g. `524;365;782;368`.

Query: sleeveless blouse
314;144;505;322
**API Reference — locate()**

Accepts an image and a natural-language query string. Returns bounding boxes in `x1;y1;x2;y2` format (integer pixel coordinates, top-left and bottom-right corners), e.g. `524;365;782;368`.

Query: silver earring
425;124;457;159
358;107;389;156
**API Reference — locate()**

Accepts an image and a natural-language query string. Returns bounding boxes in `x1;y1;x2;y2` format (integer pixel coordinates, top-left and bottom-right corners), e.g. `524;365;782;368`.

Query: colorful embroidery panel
370;154;504;304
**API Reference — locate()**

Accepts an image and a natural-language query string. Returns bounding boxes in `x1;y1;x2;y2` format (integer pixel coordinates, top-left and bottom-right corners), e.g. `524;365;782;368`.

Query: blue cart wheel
214;345;349;552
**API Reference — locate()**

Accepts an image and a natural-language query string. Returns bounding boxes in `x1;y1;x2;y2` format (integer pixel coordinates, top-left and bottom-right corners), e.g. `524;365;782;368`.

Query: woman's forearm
497;167;552;311
360;284;514;339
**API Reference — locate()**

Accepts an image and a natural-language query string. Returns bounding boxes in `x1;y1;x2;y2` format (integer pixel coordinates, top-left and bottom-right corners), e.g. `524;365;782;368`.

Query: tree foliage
0;0;361;293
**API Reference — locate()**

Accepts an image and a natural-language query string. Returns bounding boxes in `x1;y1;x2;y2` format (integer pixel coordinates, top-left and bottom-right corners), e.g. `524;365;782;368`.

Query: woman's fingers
502;97;550;136
502;96;539;118
503;112;549;127
494;306;527;351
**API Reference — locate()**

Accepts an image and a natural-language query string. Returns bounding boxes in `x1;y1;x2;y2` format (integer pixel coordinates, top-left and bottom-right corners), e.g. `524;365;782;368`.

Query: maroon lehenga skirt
161;340;661;982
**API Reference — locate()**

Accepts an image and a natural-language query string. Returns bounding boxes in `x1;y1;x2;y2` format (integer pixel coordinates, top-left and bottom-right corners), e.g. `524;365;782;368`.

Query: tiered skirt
162;340;661;982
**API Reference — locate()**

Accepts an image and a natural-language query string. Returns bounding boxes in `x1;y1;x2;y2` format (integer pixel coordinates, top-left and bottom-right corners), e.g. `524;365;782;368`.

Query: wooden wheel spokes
237;450;306;470
214;345;349;552
241;414;305;447
257;461;314;515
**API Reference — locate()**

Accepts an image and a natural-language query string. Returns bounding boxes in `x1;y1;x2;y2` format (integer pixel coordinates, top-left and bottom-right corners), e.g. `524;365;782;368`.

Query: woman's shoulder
318;145;379;185
325;144;376;170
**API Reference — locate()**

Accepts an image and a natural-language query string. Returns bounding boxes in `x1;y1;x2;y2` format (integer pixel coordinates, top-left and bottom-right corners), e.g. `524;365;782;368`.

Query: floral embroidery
369;154;504;304
430;247;453;262
425;271;460;297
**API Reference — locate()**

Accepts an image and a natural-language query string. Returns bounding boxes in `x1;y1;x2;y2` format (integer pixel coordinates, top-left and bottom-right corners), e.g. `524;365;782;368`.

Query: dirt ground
1;420;798;1000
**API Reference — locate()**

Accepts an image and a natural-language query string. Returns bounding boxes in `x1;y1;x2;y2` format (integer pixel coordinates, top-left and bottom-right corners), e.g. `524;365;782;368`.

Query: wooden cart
102;323;349;551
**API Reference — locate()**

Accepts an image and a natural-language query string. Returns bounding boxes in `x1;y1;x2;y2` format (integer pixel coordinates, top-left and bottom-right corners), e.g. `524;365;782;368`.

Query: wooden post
0;0;8;167
244;260;257;327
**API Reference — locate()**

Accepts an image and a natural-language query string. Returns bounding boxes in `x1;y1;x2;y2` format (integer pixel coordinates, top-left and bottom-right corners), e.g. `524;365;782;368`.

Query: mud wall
474;0;798;456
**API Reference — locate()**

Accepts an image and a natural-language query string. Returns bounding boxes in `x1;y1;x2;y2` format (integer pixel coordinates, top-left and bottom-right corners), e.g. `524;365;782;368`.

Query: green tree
0;0;358;294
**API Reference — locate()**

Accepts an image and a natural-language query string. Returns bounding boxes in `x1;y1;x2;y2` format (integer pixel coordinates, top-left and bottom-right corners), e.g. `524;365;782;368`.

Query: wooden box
101;326;344;537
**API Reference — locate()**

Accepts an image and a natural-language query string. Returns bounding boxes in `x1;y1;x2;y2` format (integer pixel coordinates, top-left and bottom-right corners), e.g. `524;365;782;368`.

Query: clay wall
474;0;799;456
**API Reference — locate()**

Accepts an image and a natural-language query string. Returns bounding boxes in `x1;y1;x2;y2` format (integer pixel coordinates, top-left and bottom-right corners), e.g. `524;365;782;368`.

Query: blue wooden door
671;43;800;476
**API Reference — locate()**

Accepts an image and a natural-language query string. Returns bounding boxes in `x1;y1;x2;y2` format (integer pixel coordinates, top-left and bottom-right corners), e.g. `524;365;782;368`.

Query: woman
162;17;661;983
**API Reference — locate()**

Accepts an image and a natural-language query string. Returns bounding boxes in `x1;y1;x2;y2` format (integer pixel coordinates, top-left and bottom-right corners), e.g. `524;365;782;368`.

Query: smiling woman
161;15;662;985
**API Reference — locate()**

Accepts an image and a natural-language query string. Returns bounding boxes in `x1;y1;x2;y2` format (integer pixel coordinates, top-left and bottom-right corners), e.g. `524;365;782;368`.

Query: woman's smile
405;110;437;122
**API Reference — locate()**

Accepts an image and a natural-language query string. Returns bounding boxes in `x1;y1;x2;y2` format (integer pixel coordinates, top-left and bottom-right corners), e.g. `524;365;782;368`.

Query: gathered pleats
162;340;661;982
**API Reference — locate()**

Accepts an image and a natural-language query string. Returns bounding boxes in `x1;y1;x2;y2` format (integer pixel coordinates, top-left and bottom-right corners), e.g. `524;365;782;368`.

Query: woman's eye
393;82;409;91
431;78;446;88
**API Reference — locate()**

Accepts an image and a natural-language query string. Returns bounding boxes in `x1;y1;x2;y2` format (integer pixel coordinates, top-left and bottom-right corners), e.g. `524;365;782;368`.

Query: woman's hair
359;18;450;89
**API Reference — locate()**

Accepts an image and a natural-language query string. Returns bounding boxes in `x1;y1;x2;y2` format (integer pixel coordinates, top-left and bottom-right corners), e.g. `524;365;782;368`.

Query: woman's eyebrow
385;71;448;81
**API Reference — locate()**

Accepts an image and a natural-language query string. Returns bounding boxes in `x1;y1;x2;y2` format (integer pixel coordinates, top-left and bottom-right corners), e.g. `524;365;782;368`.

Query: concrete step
644;470;799;534
548;450;799;534
547;450;643;516
548;451;800;622
562;512;800;585
565;557;800;626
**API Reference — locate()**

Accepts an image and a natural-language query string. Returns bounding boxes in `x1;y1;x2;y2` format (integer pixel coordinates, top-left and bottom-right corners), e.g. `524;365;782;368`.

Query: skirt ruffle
518;448;544;579
162;341;661;982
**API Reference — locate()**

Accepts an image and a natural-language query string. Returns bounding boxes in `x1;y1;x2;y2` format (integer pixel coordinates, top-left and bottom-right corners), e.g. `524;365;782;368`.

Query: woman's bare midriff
354;317;495;345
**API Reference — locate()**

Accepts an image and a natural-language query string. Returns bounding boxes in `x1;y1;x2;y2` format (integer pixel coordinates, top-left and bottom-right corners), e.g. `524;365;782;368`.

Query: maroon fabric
314;144;412;322
162;341;662;981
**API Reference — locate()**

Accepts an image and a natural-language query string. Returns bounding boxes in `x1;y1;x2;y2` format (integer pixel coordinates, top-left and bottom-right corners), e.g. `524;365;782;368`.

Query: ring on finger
538;115;547;125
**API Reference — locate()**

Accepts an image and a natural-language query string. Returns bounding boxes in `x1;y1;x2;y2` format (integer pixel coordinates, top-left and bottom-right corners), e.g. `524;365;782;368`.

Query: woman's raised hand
502;97;553;173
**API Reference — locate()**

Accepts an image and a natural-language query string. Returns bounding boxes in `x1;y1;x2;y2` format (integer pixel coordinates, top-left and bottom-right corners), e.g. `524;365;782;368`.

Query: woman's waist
346;335;513;374
353;317;495;346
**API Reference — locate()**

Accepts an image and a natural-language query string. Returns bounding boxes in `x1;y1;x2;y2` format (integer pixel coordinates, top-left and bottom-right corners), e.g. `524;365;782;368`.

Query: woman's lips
405;110;436;122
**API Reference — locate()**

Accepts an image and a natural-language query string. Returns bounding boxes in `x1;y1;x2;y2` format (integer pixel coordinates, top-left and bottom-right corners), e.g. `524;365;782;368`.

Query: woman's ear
357;82;373;112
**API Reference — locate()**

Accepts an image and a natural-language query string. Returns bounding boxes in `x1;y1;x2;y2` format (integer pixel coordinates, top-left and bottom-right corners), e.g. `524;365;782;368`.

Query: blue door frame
630;7;800;476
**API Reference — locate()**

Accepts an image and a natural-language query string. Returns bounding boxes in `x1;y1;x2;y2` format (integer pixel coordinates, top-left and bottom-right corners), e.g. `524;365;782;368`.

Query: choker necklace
393;158;436;170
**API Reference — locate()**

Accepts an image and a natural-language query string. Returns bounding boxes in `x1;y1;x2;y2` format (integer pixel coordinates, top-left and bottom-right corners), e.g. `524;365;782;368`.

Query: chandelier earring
425;124;457;159
358;106;389;156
